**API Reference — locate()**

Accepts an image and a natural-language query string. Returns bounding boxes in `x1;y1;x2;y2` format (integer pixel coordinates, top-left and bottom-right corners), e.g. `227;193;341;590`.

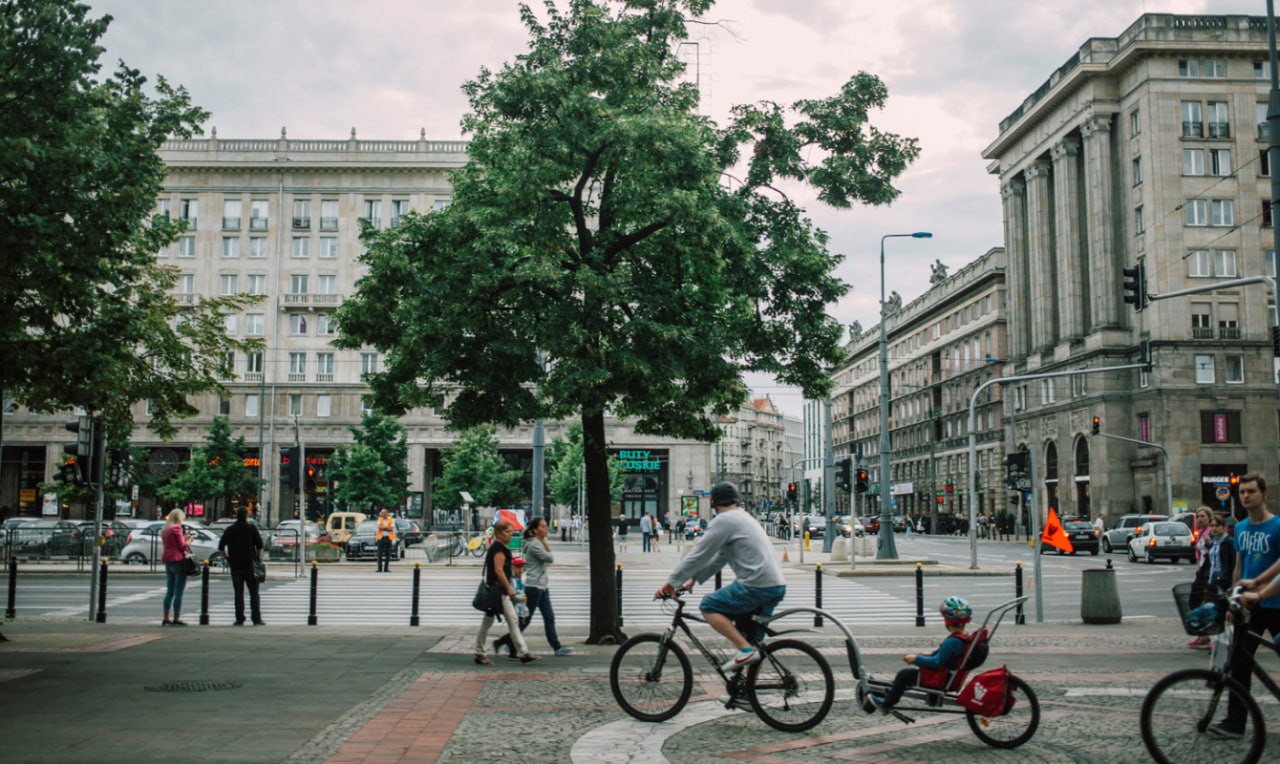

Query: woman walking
517;517;574;656
473;520;538;665
161;509;192;626
1187;506;1214;648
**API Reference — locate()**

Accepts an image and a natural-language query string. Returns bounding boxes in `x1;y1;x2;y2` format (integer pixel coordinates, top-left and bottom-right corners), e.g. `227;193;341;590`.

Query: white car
119;521;224;568
1126;521;1194;564
835;515;864;537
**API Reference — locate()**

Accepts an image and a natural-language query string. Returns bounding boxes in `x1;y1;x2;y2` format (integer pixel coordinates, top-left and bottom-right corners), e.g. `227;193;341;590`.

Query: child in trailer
864;596;975;712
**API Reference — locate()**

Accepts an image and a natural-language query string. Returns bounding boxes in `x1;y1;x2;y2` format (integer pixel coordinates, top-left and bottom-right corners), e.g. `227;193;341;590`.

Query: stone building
982;13;1278;523
714;397;794;513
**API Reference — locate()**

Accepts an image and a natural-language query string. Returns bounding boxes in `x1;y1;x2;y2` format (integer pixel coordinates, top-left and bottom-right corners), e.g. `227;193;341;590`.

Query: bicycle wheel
610;633;693;722
1140;668;1264;764
469;536;486;557
965;674;1040;749
746;638;834;732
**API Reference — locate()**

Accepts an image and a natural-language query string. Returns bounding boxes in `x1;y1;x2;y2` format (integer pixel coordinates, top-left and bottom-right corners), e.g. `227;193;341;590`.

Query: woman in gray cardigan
520;517;574;656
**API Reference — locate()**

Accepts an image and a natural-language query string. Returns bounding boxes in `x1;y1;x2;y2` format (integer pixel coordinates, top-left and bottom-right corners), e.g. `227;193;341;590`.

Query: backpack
957;665;1014;716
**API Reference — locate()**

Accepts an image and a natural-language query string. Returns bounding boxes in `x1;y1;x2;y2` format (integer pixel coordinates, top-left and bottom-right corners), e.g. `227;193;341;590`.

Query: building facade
714;397;795;513
982;13;1279;523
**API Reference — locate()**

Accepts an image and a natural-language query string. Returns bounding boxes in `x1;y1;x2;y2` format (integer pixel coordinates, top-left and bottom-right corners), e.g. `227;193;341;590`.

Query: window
320;237;338;259
1191;304;1212;338
290;274;309;294
219;274;238;295
1140;367;1149;389
289;352;306;375
1185;199;1208;226
1183;148;1204;175
1179;58;1225;78
1213;249;1237;277
245;394;260;418
249;200;269;231
361;396;374;415
1188;250;1211;277
221;236;240;258
288;313;308;334
247;274;266;295
1262;150;1272;177
363;199;382;228
289;394;302;416
1132;156;1142;185
1266;200;1275;228
1268;250;1276;278
1256;60;1272;79
245;313;264;335
178;236;196;258
316;352;334;381
434;198;451;211
317;394;331;418
1040;378;1055;404
292;237;309;258
222;199;241;230
1130;109;1141;136
180;199;198;230
223;314;236;336
218;396;231;416
177;273;195;293
1218;304;1240;339
293;199;311;229
320;200;339;231
317;314;336;336
1134;206;1145;235
1211;199;1234;227
1181;101;1202;137
1207;101;1230;139
1210;148;1231;176
360;352;378;375
246;351;263;374
318;274;337;295
1259;102;1270;140
391;199;410;227
1200;410;1242;444
1195;354;1215;384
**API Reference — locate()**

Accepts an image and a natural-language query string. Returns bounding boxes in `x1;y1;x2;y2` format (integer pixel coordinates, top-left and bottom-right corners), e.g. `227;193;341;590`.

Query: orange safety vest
376;516;397;542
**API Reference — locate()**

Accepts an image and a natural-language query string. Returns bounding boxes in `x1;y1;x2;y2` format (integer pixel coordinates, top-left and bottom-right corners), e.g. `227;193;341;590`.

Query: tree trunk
583;407;625;644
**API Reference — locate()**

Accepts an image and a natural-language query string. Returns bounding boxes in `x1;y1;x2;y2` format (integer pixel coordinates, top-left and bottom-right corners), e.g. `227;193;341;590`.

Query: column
1051;136;1086;340
1082;115;1119;331
1024;159;1057;353
1000;178;1028;359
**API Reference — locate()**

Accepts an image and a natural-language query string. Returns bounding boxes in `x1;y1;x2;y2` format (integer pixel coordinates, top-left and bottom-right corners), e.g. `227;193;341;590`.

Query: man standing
655;481;786;689
1214;474;1280;738
217;508;265;626
640;512;653;553
375;508;396;572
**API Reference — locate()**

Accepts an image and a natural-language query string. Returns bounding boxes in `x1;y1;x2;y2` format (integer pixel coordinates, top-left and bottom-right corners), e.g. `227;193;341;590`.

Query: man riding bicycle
654;481;786;673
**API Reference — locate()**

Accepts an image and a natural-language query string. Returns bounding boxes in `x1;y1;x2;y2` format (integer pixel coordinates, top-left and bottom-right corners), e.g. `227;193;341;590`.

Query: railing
1192;326;1214;339
1207;122;1230;139
175;293;198;305
249;217;269;231
315;373;334;383
1219;326;1240;339
362;216;381;229
287;372;306;382
280;293;343;308
222;216;241;230
245;372;263;383
292;216;311;230
319;217;339;231
1182;120;1202;137
181;217;198;231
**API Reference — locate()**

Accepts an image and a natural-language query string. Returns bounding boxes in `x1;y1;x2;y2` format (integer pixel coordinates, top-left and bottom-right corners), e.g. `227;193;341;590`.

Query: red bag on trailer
957;665;1013;716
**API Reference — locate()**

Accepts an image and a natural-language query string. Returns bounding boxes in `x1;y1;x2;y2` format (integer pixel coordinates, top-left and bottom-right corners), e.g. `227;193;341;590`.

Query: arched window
1074;438;1089;477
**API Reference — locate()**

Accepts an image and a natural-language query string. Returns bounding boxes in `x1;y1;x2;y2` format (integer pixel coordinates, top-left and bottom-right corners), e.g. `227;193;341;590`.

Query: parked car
396;518;424;547
267;520;330;560
800;515;825;539
1100;513;1168;553
1041;520;1099;555
64;520;131;558
119;521;224;567
861;516;881;535
345;520;406;561
834;515;864;537
683;516;706;539
8;518;59;556
1127;520;1194;564
324;512;368;548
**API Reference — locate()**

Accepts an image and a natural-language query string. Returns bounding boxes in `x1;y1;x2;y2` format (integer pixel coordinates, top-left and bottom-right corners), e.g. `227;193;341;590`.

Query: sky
87;0;1263;416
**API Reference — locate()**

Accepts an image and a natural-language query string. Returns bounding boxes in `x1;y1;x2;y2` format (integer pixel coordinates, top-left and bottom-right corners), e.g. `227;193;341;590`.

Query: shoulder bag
181;554;199;575
471;566;505;615
251;557;267;583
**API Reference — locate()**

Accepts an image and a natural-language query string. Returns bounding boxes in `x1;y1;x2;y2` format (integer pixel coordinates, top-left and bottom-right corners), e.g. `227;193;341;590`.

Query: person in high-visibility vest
375;508;397;572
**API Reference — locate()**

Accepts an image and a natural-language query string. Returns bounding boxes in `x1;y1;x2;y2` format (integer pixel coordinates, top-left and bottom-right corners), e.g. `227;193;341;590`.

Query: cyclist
654;481;786;675
865;596;973;713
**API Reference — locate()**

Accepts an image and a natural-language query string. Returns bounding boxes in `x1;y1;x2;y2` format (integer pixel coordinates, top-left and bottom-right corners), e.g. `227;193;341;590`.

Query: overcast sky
88;0;1261;416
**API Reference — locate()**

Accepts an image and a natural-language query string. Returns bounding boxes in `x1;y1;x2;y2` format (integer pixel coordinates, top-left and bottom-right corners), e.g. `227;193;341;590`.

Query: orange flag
1041;508;1074;554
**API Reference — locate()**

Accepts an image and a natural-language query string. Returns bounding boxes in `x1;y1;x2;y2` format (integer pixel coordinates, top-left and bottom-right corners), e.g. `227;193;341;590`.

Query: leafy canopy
156;416;259;515
329;412;411;512
433;425;525;510
546;422;623;510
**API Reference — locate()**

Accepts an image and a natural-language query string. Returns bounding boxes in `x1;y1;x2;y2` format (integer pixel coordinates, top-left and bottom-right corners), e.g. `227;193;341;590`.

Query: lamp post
877;231;933;560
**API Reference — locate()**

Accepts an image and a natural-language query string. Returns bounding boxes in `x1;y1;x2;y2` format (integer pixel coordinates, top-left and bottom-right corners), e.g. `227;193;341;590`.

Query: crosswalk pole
307;562;318;626
199;562;210;625
6;557;16;619
615;562;623;628
814;564;823;627
1014;562;1025;625
410;563;421;626
95;559;108;623
915;562;925;627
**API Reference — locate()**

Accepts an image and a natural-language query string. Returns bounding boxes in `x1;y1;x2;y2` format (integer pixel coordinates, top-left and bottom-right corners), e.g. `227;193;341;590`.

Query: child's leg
878;666;920;707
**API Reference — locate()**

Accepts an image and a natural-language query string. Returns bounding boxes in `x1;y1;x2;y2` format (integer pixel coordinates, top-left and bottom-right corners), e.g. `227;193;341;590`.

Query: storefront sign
1213;412;1228;443
42;492;58;516
617;450;661;471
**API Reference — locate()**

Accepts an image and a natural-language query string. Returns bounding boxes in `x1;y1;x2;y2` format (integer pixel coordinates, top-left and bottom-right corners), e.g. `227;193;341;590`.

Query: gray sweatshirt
521;536;553;589
667;508;785;589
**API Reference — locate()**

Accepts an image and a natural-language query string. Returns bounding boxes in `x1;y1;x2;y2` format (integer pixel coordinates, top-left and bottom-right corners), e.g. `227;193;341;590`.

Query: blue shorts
700;581;786;638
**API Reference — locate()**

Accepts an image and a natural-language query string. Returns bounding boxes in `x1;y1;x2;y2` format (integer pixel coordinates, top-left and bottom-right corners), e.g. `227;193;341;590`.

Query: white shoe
717;693;752;710
554;647;575;656
720;648;761;673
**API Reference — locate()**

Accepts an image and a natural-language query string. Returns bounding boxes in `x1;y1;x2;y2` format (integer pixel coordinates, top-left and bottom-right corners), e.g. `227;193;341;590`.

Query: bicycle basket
1171;582;1225;636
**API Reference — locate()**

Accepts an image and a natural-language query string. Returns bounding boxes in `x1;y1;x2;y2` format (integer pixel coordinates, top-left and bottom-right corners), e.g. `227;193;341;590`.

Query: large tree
157;417;258;519
432;425;524;512
329;412;410;513
336;0;918;642
0;0;259;441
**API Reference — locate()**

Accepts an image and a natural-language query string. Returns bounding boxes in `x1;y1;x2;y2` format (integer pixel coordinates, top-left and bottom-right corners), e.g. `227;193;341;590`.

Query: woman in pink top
161;509;192;626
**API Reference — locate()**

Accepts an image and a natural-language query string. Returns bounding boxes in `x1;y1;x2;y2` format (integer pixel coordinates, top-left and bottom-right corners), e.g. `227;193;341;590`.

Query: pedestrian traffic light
1003;451;1028;489
787;482;797;501
854;468;869;494
55;453;79;484
1091;416;1101;435
1122;261;1147;311
280;446;300;491
835;457;852;493
64;416;93;483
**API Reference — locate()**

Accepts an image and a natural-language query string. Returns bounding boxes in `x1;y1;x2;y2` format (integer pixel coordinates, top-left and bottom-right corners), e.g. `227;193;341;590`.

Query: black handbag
472;580;504;614
181;555;199;575
251;558;266;583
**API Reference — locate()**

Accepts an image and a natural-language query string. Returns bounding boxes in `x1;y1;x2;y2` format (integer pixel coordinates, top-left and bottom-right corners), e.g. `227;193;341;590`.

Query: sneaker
554;647;575;656
720;648;761;673
1187;636;1210;648
717;693;752;710
864;694;889;715
1207;721;1244;740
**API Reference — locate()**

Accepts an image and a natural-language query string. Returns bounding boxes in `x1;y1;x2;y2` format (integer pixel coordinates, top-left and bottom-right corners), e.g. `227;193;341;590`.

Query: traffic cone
781;547;790;562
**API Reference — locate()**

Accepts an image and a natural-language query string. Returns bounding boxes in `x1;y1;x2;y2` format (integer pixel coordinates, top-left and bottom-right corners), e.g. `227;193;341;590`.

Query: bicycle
1140;584;1278;764
609;589;835;732
445;531;488;559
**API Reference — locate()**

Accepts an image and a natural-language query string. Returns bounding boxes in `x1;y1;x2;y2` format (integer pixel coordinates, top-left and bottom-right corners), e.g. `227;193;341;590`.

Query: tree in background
329;411;410;514
337;0;918;642
547;422;623;513
432;425;523;512
157;417;258;519
0;0;260;442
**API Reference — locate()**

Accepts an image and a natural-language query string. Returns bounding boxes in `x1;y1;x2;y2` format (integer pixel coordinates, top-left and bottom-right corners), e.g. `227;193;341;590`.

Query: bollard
615;562;624;628
96;559;108;623
814;564;823;627
1014;562;1026;625
199;561;210;625
6;558;16;619
715;570;722;590
915;562;925;627
1080;559;1122;624
307;562;318;626
410;563;421;626
804;530;811;553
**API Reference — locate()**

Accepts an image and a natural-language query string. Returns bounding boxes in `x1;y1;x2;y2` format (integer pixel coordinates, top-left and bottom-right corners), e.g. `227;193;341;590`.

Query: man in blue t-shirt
1214;473;1280;739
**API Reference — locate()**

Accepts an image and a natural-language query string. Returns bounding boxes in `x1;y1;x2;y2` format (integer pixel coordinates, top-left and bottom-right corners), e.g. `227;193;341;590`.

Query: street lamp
877;231;933;560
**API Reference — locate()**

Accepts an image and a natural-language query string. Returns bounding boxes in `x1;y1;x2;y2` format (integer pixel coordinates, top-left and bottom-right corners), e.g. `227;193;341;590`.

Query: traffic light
1229;474;1240;488
835;457;852;493
854;467;869;494
64;416;93;483
55;452;79;484
1004;451;1028;490
280;446;300;491
1122;261;1147;311
935;494;944;505
1091;416;1101;435
787;482;797;502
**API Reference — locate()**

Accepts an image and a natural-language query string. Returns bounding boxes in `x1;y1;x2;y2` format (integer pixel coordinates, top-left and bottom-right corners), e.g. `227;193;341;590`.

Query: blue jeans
163;561;188;615
520;586;562;651
642;533;651;552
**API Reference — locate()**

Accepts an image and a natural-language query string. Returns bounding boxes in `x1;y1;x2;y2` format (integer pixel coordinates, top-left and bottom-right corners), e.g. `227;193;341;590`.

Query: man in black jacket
218;508;265;626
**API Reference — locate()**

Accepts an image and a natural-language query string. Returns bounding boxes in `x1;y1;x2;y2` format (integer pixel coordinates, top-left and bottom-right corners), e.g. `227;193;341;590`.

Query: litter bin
1080;565;1122;624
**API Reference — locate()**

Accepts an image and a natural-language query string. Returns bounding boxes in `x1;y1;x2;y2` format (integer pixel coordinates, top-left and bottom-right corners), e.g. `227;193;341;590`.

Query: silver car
119;521;224;568
1100;514;1168;553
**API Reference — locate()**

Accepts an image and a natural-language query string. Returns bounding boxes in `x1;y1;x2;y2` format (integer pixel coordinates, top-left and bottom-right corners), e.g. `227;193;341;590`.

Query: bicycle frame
1226;614;1280;701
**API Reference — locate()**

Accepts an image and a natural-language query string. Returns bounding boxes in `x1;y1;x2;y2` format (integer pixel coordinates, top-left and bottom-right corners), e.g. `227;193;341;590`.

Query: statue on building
929;259;949;286
884;290;902;315
848;320;863;341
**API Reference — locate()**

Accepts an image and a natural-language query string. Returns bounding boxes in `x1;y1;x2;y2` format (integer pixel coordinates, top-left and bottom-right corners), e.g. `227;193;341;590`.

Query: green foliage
156;417;258;516
432;425;524;510
546;422;623;510
0;0;262;440
329;411;411;512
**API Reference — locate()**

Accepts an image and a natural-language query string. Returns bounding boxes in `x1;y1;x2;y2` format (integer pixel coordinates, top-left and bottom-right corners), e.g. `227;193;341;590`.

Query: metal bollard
410;563;421;626
915;562;925;627
96;559;108;623
199;562;210;625
715;570;722;590
6;557;16;619
307;562;318;626
814;564;823;627
615;562;623;628
1014;562;1026;625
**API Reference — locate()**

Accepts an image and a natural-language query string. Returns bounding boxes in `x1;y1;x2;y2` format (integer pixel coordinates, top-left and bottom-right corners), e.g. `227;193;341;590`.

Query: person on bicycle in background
654;481;786;673
1213;473;1280;739
865;596;973;713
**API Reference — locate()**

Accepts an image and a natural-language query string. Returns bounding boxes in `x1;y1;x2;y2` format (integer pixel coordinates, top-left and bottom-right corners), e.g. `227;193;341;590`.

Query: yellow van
325;512;367;548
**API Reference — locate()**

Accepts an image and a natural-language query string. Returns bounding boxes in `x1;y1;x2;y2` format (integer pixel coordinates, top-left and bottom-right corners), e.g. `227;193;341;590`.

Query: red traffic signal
1091;416;1101;435
1229;474;1240;487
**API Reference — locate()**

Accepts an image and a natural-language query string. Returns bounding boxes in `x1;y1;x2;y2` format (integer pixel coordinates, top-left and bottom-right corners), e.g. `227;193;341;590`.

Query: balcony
244;372;263;383
362;216;381;229
1219;325;1241;339
281;293;344;309
319;217;339;231
287;373;306;383
222;216;241;230
316;373;334;383
249;217;269;231
292;216;311;230
180;216;198;231
175;293;199;305
1182;120;1202;138
1192;327;1214;339
1207;122;1230;139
